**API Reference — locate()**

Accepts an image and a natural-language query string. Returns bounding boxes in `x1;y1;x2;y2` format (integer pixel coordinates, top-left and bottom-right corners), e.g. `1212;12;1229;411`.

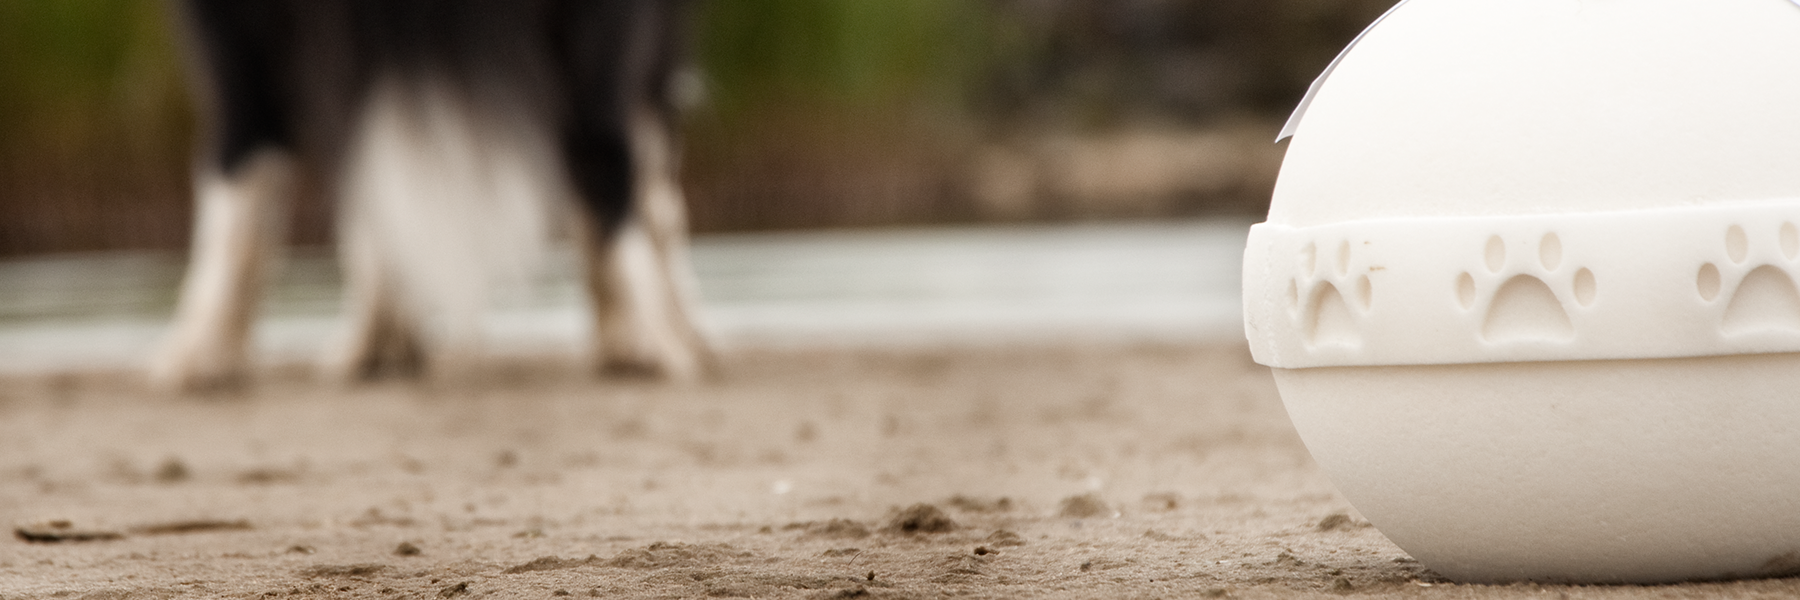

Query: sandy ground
4;342;1800;599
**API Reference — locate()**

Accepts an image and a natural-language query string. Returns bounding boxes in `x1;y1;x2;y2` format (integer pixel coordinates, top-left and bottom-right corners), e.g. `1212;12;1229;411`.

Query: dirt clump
14;520;124;543
884;503;956;534
945;495;1014;513
1057;493;1112;518
604;542;754;569
984;530;1026;547
300;563;390;578
154;457;190;483
1271;551;1307;567
1141;528;1194;542
785;518;871;539
237;467;301;485
1141;492;1180;511
504;555;602;573
132;519;251;535
1317;512;1367;532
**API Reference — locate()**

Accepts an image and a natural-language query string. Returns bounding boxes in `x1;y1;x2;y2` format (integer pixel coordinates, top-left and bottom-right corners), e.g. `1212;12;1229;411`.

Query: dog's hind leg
557;0;711;380
585;108;713;380
564;105;711;380
152;1;297;392
323;210;426;382
151;151;295;392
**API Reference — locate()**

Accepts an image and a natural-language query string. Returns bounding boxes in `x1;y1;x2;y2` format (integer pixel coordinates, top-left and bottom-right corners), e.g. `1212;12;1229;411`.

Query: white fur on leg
321;210;424;381
589;219;705;379
150;150;294;391
634;119;714;372
588;109;712;379
329;75;562;379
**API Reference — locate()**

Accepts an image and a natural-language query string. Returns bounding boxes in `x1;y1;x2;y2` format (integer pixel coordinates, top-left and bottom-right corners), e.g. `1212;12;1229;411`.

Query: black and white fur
153;0;711;390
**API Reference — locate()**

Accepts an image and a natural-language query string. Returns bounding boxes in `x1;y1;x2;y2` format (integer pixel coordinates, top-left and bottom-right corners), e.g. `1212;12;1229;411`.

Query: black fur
176;0;690;237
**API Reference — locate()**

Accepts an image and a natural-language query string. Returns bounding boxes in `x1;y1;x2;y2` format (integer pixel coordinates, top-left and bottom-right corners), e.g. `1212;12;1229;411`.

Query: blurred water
0;219;1251;373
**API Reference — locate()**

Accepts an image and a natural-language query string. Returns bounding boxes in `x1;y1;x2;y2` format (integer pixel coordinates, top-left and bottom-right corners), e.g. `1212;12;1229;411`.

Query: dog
153;0;711;390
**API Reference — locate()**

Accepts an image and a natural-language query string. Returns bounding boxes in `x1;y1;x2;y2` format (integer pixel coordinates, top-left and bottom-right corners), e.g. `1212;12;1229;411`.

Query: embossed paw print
1698;223;1800;334
1456;233;1596;343
1288;239;1373;347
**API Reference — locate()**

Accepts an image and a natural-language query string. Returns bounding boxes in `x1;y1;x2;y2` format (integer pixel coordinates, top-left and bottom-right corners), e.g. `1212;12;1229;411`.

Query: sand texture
3;343;1799;598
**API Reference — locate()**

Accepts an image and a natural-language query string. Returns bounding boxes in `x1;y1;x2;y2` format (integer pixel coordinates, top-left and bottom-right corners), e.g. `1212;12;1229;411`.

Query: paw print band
1243;200;1800;368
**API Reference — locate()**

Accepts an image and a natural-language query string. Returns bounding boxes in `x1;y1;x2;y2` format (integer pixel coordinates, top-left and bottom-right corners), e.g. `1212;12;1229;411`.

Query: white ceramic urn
1245;0;1800;583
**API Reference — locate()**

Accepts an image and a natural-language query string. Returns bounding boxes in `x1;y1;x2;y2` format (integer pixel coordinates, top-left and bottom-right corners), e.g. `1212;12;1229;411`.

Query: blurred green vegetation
0;0;194;255
0;0;1394;256
695;0;990;118
0;1;189;154
683;0;1004;232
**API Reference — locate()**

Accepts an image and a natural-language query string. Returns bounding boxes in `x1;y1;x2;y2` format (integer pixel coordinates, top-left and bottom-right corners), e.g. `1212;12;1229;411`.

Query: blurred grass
0;0;195;255
681;0;995;231
696;0;988;118
0;1;187;151
0;0;1396;257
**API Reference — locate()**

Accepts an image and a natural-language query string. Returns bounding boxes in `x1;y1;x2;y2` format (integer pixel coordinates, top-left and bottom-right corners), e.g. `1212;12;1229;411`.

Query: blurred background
0;0;1396;369
0;0;1395;255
